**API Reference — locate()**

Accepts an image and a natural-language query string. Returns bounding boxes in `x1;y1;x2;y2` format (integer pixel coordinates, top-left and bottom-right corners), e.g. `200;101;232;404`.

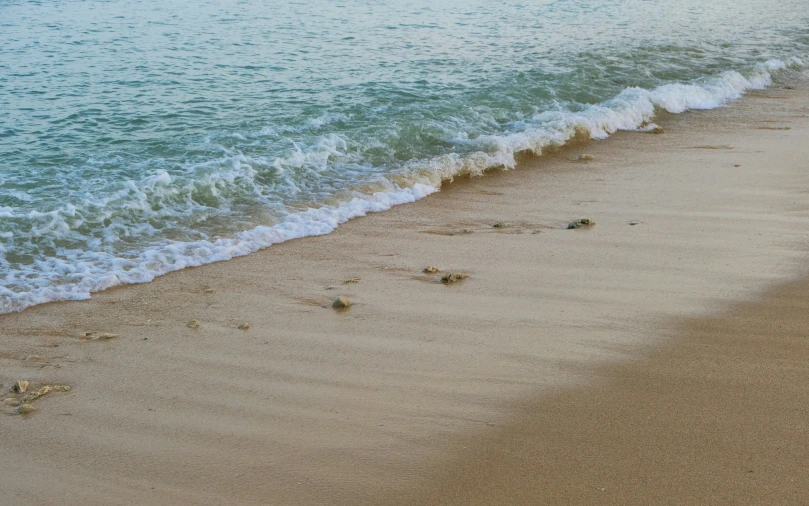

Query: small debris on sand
567;218;595;229
332;296;352;309
52;385;71;392
17;404;34;415
203;288;215;294
639;124;664;134
28;386;51;400
12;380;29;393
238;322;250;330
78;331;118;341
440;272;469;284
576;154;595;161
423;266;440;273
4;398;21;407
734;164;741;167
492;221;505;228
629;221;640;226
343;278;360;284
186;320;200;329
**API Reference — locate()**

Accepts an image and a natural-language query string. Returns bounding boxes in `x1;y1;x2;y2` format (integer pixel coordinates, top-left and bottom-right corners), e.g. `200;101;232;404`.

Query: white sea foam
1;57;804;313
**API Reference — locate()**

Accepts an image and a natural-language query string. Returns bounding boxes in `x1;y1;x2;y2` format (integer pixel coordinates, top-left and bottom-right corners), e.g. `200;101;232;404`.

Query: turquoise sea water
1;0;808;312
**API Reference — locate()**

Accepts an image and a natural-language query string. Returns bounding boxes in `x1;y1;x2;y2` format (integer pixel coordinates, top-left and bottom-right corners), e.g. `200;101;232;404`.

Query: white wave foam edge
1;56;804;313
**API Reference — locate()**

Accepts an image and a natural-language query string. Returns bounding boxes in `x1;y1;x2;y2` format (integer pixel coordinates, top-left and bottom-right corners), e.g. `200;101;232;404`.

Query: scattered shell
78;332;93;340
567;218;595;229
577;154;595;161
12;380;29;393
203;288;215;294
52;385;71;392
492;221;505;228
343;278;360;284
17;404;35;415
332;296;352;309
186;320;200;329
29;386;51;400
440;272;469;284
238;322;250;330
423;265;440;273
97;333;118;340
4;398;21;407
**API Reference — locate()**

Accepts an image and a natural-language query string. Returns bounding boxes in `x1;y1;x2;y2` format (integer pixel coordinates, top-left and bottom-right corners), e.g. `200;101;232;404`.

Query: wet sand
390;276;809;505
2;80;809;505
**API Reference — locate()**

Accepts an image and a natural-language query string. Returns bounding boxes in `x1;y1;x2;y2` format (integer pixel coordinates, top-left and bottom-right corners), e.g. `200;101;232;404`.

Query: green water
1;0;807;312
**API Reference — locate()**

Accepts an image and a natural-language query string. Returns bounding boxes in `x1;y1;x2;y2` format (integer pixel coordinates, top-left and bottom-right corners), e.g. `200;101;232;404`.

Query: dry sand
1;79;808;505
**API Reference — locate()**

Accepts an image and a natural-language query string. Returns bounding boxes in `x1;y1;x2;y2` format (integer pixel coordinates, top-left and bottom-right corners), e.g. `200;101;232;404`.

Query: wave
0;57;804;313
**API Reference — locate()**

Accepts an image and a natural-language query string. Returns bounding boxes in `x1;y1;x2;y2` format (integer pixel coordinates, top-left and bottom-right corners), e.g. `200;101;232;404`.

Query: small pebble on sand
98;333;118;340
238;322;250;330
17;404;35;415
4;398;21;407
567;218;595;229
423;266;439;273
440;272;469;284
332;296;352;309
187;320;200;329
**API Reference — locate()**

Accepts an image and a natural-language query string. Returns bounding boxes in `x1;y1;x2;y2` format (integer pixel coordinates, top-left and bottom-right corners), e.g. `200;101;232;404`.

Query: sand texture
2;81;809;505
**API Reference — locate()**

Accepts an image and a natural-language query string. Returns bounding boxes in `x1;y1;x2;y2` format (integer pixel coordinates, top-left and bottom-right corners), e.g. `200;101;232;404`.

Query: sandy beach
2;79;809;506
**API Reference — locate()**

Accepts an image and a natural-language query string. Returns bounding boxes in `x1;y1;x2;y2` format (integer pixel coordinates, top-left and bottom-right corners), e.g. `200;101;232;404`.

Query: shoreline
2;79;809;505
2;60;802;316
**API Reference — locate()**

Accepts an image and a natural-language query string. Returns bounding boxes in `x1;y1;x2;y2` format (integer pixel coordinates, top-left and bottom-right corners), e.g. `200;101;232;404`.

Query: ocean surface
1;0;808;313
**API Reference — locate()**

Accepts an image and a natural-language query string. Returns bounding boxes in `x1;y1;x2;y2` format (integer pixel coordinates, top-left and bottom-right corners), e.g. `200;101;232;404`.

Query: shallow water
1;0;808;312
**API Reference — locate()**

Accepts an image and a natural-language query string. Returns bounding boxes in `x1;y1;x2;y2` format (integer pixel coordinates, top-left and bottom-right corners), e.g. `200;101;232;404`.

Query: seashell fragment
332;296;352;309
12;380;29;393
